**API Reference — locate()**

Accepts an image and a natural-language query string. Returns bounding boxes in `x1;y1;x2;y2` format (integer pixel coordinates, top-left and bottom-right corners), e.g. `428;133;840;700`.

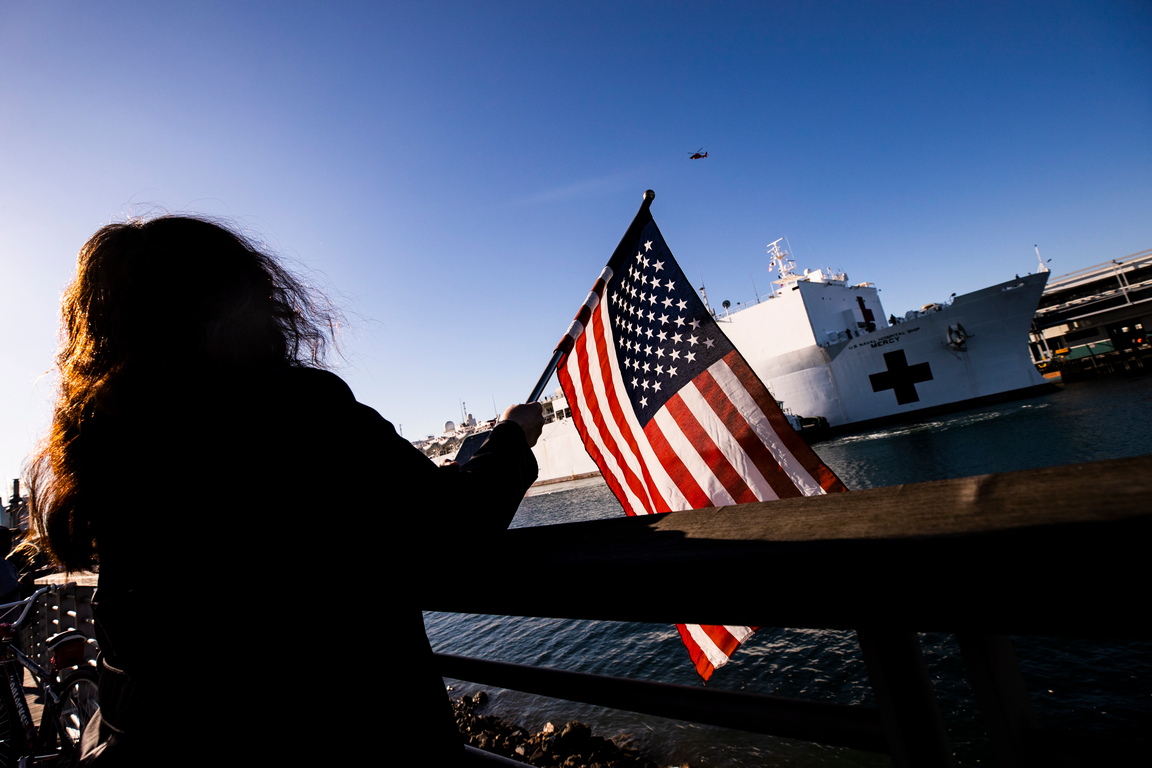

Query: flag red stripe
675;624;712;679
568;315;652;515
675;624;759;681
724;351;848;494
641;416;711;510
558;361;640;515
692;367;805;500
664;392;759;505
701;625;744;658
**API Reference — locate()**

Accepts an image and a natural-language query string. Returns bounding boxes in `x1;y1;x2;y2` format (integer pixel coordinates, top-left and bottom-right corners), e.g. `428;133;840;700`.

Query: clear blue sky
2;1;1150;483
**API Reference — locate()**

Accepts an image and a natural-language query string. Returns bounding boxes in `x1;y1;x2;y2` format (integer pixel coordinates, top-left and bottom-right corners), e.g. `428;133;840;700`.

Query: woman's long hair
27;215;337;570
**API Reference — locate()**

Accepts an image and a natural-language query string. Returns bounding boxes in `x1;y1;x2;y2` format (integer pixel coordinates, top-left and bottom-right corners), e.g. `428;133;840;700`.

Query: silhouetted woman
28;216;541;765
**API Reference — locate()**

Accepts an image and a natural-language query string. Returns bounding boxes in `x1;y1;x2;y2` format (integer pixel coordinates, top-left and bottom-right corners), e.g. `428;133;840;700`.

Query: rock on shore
452;691;665;768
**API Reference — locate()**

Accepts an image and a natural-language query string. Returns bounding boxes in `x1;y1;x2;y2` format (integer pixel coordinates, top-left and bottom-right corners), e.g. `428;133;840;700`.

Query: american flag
554;191;847;680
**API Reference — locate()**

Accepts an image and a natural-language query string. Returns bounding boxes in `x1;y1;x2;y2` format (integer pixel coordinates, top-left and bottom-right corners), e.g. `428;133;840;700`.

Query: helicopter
688;148;708;159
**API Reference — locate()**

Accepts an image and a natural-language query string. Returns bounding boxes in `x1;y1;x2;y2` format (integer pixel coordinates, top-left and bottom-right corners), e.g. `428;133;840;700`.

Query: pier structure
426;455;1149;767
1030;248;1152;378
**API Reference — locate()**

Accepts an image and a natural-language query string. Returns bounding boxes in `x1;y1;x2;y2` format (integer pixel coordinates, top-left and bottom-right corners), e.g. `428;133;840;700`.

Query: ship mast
767;238;799;296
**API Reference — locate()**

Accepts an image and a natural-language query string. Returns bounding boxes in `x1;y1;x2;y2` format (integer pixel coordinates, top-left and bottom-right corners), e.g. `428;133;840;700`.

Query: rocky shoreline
452;691;664;768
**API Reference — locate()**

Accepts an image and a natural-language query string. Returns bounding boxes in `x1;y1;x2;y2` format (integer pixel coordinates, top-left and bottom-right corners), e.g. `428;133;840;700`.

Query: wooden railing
425;455;1151;768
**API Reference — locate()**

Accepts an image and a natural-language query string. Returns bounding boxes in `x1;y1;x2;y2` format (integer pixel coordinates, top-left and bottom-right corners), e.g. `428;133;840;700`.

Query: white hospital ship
416;241;1051;484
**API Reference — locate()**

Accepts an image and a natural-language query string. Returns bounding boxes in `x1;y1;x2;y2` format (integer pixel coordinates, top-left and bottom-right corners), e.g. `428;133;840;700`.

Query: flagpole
526;189;656;402
526;348;564;402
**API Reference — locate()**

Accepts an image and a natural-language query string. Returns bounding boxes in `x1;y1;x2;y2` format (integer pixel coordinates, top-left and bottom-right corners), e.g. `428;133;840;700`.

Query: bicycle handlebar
0;586;57;631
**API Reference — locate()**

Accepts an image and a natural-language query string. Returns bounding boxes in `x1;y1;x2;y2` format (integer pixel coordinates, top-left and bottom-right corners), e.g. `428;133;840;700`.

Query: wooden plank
422;456;1152;635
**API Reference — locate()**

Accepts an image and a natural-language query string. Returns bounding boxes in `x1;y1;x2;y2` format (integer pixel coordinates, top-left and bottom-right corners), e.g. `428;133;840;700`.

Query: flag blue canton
606;221;735;425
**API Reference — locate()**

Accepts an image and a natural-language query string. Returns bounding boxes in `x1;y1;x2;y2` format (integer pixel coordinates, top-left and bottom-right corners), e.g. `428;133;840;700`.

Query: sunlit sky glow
2;1;1149;483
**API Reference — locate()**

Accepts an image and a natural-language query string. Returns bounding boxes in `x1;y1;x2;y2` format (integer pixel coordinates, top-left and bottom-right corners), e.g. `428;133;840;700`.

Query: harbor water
425;375;1152;766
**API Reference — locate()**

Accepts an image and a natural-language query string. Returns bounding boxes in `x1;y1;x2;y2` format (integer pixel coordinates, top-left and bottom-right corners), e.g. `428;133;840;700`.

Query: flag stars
685;351;696;363
688;335;699;346
704;338;715;348
690;319;701;330
664;280;675;291
652;259;664;271
644;240;653;251
677;299;688;311
674;316;686;327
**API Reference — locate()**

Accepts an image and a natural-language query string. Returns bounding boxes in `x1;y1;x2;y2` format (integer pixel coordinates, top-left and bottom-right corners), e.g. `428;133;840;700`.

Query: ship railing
425;454;1151;768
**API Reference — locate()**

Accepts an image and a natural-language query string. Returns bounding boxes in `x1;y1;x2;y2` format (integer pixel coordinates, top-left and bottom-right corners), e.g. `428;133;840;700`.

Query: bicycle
0;586;99;767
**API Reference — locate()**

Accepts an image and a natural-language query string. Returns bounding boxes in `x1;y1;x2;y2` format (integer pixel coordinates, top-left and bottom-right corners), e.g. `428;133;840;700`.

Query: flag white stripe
683;624;756;671
683;625;731;671
709;360;826;496
726;625;755;643
676;377;779;503
650;407;738;508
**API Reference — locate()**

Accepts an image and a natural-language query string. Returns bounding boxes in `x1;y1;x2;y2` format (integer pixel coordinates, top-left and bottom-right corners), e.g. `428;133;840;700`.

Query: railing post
24;583;98;669
956;633;1037;768
857;628;956;768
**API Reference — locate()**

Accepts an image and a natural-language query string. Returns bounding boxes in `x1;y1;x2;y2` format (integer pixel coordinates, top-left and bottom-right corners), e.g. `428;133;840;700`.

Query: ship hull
723;272;1051;428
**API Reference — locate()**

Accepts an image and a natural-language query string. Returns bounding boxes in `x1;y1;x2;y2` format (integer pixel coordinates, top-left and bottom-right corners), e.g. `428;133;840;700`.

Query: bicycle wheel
53;668;98;759
0;666;20;768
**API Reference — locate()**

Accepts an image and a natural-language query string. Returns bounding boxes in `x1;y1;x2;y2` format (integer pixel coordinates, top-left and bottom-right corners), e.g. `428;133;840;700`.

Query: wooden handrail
423;455;1151;636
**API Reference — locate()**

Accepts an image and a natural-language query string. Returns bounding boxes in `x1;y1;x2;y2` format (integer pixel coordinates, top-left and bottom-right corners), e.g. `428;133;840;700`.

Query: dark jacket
80;366;537;765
